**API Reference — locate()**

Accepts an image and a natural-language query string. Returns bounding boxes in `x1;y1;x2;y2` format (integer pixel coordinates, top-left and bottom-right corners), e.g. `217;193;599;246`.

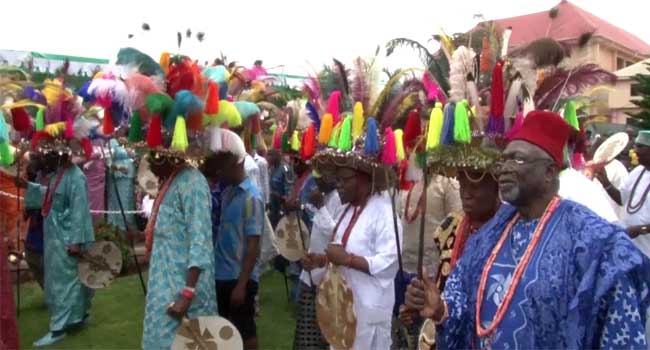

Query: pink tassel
505;111;524;140
381;127;397;165
64;117;74;139
327;90;341;124
422;72;446;104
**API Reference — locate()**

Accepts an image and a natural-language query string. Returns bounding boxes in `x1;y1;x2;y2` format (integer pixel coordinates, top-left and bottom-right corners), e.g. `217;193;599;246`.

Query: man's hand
405;268;445;321
14;176;27;189
399;304;419;326
302;253;326;271
167;296;191;320
594;167;611;188
67;244;82;257
628;225;649;239
230;282;247;307
308;190;325;209
325;243;348;266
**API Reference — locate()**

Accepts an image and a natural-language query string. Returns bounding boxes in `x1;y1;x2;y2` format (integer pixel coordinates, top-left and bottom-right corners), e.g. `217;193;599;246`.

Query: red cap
510;110;572;166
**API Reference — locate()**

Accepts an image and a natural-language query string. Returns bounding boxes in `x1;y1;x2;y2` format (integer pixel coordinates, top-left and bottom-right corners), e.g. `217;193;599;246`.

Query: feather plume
116;47;164;77
370;68;417;120
124;72;163;110
88;75;128;108
395;93;422;123
578;32;594;48
516;38;567;68
332;58;350;96
297;105;312;132
500;27;513;59
448;47;476;102
504;77;523;120
422;71;446;104
350;57;371;112
305;101;320;132
326;91;341;124
379;81;424;128
302;76;321;108
534;64;616;110
177;32;182;49
511;57;537;99
437;29;455;62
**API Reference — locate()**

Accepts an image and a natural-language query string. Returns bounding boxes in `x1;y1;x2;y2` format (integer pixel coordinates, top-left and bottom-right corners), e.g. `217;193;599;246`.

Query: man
268;149;292;228
599;130;650;256
106;139;136;231
406;111;650;349
589;136;629;219
307;160;400;349
19;150;95;347
24;157;44;289
138;153;217;349
293;167;342;350
253;147;270;205
205;130;264;350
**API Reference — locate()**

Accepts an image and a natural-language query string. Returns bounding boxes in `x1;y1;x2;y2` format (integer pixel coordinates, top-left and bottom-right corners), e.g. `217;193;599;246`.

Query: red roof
488;0;650;56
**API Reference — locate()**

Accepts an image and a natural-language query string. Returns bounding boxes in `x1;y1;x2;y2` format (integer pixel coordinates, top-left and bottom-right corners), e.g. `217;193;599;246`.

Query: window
617;57;626;70
631;83;641;97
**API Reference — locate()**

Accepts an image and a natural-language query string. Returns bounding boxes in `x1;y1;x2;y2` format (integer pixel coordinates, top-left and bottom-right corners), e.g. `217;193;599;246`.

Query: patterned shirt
215;177;265;282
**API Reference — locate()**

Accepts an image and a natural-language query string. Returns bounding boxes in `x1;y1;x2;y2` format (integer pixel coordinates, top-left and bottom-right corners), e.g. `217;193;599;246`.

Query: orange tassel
160;53;170;75
205;82;220;114
187;110;204;131
301;125;316;160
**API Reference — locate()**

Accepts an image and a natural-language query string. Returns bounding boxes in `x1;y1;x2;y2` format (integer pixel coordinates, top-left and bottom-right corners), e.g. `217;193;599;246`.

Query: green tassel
0;142;14;166
171;116;189;152
128;111;144;142
454;100;471;144
270;123;277;132
328;123;341;148
36;108;45;131
415;151;427;168
290;131;301;152
563;101;579;130
281;131;291;152
338;115;353;151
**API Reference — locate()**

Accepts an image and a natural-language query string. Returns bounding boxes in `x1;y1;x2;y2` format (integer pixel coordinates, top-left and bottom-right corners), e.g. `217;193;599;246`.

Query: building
608;58;650;123
484;0;650;72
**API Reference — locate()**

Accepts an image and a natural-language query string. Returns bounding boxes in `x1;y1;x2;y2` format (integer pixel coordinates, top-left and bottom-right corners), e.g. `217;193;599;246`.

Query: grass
18;271;296;349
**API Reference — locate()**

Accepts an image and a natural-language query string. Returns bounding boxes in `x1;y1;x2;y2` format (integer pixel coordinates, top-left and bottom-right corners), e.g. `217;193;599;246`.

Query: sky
2;0;650;77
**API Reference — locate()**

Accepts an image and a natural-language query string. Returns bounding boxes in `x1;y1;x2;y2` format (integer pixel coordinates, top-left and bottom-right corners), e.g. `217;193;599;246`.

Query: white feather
448;46;476;103
504;78;523;120
511;57;537;100
207;125;222;153
523;97;535;116
73;116;99;139
466;78;483;131
406;152;423;182
500;28;513;59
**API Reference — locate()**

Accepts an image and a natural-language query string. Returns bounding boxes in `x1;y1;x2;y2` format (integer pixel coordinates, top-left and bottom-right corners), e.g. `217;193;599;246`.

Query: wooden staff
294;207;315;289
390;187;404;285
417;164;429;280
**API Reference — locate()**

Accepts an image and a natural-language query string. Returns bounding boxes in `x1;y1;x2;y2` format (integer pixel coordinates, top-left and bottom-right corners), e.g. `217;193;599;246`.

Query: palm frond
534;64;616;110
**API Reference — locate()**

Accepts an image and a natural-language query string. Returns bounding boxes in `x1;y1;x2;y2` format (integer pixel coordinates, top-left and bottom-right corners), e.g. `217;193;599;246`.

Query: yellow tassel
318;113;334;145
394;129;406;161
352;102;365;141
426;102;444;150
44;122;66;136
290;130;301;152
171;116;189;152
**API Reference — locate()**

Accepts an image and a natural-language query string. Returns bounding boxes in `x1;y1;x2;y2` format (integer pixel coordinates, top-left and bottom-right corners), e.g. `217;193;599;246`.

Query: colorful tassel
187;110;203;131
290;130;301;152
281;131;291;152
441;102;456;145
301;125;316;160
426;102;444;150
328;123;341;148
146;93;174;115
318;113;334;145
381;127;397;165
205;82;220;114
44;122;66;137
272;127;282;150
364;118;379;155
352;102;364;141
505;111;524;140
80;138;93;159
103;108;115;135
403;110;421;150
563;100;579;130
160;52;170;75
454;100;471;144
487;60;505;135
394;129;406;161
171;116;189;152
327;91;341;124
36;108;45;131
146;114;163;148
0;114;8;144
0;142;14;166
11;107;32;133
128;111;144;142
64;117;74;139
338;115;353;151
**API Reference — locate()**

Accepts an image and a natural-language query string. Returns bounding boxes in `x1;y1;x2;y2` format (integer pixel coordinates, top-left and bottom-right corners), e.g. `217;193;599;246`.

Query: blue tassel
219;83;229;100
0;112;8;144
165;90;204;130
305;101;321;132
77;80;94;102
364;117;379;155
441;102;456;145
24;86;47;104
487;114;504;135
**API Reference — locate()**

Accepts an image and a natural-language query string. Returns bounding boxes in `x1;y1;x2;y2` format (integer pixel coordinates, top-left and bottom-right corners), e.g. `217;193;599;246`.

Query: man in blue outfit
406;111;650;349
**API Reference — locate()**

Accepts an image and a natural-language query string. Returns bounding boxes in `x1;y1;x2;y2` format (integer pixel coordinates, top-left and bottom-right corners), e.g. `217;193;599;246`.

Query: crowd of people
1;31;650;350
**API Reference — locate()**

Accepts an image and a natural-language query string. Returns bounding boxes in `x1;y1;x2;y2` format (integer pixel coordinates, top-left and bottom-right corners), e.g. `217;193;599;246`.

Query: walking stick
294;207;315;289
390;188;405;286
102;142;147;296
417;164;429;280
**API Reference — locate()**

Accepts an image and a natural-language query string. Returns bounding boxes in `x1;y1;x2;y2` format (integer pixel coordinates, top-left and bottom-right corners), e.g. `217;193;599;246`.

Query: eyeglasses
495;156;554;171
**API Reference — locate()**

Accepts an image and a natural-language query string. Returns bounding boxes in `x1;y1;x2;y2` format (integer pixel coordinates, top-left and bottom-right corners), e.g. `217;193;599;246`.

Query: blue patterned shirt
215;177;264;282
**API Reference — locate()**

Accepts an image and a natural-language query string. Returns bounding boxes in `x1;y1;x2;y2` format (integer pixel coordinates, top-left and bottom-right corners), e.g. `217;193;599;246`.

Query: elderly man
406;111;650;349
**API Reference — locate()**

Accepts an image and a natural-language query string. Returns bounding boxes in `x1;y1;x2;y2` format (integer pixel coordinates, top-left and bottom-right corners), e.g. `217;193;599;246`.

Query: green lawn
18;271;296;349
